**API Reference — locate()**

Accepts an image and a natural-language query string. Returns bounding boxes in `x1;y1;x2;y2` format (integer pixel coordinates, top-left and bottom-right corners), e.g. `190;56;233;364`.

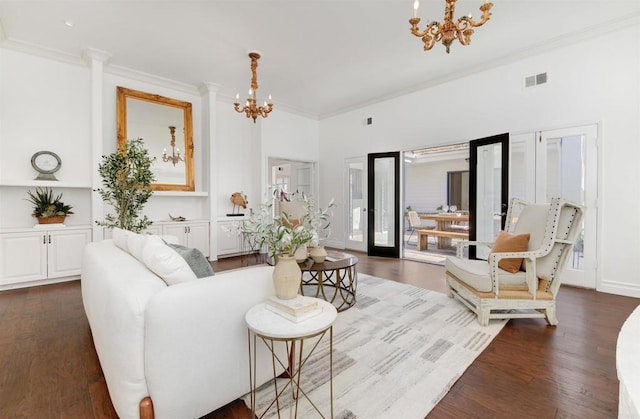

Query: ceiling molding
319;12;640;120
0;37;85;67
104;64;201;96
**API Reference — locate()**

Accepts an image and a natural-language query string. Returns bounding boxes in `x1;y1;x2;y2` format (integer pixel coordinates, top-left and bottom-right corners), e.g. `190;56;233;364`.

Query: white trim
598;280;640;299
0;275;79;292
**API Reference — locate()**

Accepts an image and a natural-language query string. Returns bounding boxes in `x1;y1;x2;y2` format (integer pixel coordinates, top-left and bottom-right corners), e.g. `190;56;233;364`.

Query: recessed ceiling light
64;20;74;28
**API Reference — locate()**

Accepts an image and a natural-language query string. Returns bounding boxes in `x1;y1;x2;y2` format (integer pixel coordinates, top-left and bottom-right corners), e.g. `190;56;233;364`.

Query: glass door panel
345;157;367;252
368;152;400;258
469;133;509;260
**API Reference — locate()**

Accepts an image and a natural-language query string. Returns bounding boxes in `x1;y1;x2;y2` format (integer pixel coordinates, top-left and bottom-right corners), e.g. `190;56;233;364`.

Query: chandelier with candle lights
234;52;273;123
409;0;493;54
162;126;184;165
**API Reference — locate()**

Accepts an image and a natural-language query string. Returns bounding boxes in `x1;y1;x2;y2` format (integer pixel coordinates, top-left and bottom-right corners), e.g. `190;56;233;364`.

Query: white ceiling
0;1;638;119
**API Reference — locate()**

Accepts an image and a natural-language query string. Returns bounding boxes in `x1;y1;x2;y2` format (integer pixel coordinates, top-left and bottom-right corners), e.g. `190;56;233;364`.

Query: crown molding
199;82;222;95
82;48;112;66
0;37;85;67
104;64;201;95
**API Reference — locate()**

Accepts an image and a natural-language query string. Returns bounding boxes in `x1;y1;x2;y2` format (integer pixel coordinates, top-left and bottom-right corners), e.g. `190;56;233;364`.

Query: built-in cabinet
104;220;211;258
161;221;210;257
216;217;255;258
0;225;92;289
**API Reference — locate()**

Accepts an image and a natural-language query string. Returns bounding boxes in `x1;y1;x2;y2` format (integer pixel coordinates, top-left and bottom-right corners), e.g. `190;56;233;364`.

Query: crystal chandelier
162;126;184;165
234;52;273;123
409;0;493;54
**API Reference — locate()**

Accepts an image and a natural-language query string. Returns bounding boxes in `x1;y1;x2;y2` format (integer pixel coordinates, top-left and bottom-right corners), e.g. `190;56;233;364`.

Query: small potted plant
25;187;74;224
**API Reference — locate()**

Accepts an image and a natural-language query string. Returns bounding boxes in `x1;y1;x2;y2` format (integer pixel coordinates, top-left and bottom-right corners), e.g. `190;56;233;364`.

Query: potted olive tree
96;138;155;232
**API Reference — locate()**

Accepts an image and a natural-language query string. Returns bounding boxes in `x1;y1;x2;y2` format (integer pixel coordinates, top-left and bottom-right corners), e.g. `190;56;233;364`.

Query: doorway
510;124;598;289
345;157;367;252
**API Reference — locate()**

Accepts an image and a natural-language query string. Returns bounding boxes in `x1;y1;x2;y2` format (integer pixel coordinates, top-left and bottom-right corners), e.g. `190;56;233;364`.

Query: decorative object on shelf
31;150;62;181
227;192;248;216
162;126;184;166
25;187;74;224
409;0;493;54
169;213;186;221
309;245;328;263
96;138;155;233
233;52;274;123
272;254;302;299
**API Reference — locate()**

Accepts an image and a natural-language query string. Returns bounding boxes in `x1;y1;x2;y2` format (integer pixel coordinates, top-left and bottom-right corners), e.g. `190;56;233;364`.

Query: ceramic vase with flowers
242;189;335;300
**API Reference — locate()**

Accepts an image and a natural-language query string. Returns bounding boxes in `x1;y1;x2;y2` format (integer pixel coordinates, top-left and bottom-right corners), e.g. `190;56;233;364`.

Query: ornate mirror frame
116;86;195;191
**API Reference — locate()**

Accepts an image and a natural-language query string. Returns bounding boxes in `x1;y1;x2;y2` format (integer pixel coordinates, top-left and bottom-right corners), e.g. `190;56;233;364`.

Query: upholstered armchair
445;197;584;326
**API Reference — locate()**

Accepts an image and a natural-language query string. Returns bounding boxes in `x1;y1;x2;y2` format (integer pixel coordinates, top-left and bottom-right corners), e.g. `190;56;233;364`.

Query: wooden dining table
419;213;469;249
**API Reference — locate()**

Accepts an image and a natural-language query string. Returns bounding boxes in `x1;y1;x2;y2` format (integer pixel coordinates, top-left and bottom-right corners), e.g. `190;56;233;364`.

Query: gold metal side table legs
248;326;334;418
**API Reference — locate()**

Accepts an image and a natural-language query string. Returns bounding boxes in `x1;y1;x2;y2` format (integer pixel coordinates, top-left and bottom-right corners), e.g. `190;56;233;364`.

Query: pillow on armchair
489;231;530;273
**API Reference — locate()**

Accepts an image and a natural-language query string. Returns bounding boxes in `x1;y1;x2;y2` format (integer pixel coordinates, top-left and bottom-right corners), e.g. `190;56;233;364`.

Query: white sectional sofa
81;236;284;419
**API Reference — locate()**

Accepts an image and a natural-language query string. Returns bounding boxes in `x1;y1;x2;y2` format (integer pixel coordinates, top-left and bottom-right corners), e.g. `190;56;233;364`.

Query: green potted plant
96;138;155;232
25;187;74;224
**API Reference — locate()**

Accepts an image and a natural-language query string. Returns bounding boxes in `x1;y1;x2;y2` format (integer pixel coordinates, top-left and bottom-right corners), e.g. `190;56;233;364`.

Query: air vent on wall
525;72;548;88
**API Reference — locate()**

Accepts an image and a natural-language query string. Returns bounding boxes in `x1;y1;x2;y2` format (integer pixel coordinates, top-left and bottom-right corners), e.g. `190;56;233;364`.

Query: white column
82;48;112;242
200;82;221;259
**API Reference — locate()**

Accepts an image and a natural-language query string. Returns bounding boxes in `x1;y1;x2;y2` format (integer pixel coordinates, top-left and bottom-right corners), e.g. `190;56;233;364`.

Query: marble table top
246;297;337;339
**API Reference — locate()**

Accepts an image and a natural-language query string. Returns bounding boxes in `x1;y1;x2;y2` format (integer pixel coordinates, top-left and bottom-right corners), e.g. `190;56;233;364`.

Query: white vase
309;246;327;263
273;255;302;299
294;246;308;263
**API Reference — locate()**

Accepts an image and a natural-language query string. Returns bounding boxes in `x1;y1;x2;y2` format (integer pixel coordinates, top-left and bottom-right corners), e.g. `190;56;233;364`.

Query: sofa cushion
165;242;214;278
112;227;131;254
142;235;197;285
446;256;527;292
127;231;147;261
489;231;530;273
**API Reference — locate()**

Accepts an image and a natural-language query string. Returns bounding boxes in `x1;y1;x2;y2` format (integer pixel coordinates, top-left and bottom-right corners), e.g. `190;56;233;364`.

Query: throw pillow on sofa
164;241;214;278
112;227;131;254
141;235;197;285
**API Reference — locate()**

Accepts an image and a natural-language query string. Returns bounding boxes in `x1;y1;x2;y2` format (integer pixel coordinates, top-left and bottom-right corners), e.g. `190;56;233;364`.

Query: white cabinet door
162;222;210;257
47;229;92;279
0;232;47;285
162;224;188;245
185;222;210;257
217;221;242;256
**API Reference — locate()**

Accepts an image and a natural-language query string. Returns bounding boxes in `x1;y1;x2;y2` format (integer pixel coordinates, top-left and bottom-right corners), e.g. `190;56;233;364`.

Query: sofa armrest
144;265;287;419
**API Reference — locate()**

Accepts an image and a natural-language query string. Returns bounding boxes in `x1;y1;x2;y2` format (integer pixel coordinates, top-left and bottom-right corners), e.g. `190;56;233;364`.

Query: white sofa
81;238;284;419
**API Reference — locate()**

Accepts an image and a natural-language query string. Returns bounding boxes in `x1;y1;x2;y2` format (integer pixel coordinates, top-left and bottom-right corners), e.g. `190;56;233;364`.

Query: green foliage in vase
25;187;74;218
242;188;335;259
96;138;155;232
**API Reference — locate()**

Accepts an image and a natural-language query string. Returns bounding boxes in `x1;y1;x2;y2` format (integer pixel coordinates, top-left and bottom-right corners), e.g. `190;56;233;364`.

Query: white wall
405;159;468;213
0;49;92;228
319;24;640;297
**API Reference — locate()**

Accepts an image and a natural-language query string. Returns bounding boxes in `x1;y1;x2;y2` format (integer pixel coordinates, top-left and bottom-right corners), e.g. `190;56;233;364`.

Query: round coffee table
298;251;358;312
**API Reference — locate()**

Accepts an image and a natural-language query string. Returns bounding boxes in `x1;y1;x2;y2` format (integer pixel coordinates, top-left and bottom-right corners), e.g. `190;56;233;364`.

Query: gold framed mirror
116;86;195;191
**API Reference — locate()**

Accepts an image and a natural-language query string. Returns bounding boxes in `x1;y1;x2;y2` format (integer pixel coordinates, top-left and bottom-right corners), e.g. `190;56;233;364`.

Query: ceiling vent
525;72;548;88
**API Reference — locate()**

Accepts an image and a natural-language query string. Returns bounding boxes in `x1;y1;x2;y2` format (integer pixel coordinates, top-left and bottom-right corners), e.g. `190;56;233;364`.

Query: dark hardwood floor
0;251;637;419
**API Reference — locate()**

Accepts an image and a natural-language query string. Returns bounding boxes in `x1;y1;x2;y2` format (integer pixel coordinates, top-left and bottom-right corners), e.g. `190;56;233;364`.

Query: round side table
246;298;337;418
299;252;358;312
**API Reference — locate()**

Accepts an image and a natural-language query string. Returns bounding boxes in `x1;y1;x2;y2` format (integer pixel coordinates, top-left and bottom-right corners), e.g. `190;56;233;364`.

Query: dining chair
406;210;435;244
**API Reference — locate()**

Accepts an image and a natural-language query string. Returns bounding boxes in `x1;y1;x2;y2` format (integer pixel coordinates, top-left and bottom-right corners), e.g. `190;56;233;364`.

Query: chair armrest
488;251;539;296
455;240;494;257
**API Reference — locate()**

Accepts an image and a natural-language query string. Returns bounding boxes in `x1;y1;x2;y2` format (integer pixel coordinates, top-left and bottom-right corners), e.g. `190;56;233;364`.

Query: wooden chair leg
140;397;154;419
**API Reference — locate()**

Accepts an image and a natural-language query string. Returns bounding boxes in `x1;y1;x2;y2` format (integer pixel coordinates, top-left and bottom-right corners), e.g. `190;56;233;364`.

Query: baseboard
598;279;640;298
0;275;79;292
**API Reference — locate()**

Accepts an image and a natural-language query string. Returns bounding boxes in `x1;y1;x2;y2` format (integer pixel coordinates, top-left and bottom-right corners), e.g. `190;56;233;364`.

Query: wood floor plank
0;250;637;419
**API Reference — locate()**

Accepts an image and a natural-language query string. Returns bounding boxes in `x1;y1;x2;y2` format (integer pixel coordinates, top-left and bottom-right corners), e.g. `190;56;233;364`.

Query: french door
469;133;509;260
510;125;598;289
345;157;367;252
367;152;400;258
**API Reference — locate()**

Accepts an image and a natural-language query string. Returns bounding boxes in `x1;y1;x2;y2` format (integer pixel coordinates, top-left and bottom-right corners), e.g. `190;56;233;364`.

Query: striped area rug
243;274;506;418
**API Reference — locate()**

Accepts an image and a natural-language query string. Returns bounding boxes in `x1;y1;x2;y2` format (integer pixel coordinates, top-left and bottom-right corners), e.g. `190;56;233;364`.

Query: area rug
242;274;507;418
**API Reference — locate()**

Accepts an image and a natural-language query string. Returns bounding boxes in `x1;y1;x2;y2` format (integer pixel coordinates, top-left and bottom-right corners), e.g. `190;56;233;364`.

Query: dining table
419;213;469;249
